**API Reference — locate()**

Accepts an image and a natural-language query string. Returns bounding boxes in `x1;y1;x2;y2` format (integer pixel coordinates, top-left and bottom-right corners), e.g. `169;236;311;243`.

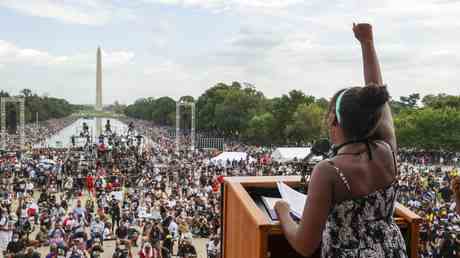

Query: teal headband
335;88;351;125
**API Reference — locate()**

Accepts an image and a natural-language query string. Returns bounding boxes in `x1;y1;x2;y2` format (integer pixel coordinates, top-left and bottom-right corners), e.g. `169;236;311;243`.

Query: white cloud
0;0;133;25
2;0;460;104
144;60;190;81
0;40;134;68
101;50;135;67
149;0;304;11
144;61;177;75
232;0;304;8
0;40;65;66
140;0;460;100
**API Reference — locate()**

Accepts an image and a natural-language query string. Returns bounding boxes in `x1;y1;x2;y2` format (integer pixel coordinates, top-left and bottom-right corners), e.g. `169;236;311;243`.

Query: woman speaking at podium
275;23;407;257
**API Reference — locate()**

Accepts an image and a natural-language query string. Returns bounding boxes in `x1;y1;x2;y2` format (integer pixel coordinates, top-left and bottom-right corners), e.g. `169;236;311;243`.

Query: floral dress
321;181;408;258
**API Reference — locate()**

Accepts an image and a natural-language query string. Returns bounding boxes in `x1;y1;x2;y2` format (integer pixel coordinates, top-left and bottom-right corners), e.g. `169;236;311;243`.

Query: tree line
5;84;458;151
124;82;460;150
393;94;460;151
0;89;82;130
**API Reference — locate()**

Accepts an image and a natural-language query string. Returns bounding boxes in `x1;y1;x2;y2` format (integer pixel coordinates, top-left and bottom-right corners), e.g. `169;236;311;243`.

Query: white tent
271;147;322;163
209;152;255;166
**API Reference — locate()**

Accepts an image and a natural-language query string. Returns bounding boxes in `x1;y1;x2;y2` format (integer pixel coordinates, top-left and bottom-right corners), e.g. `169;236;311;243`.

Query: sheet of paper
262;196;281;210
261;196;281;220
277;182;307;219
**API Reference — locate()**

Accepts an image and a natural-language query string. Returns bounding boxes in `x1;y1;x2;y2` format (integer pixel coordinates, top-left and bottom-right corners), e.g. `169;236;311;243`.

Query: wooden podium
222;176;422;258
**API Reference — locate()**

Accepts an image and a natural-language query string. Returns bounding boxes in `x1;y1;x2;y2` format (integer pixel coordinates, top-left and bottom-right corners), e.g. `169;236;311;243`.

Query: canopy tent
209;152;255;166
271;147;322;163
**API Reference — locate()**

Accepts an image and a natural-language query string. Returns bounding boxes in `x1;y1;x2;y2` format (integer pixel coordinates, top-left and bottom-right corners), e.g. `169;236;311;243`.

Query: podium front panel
222;176;421;258
223;182;264;258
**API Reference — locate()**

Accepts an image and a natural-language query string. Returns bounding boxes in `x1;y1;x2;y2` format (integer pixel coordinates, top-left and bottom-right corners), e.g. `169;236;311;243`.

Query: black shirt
6;240;25;254
177;244;197;256
24;251;41;258
439;186;453;202
116;226;128;239
110;205;121;218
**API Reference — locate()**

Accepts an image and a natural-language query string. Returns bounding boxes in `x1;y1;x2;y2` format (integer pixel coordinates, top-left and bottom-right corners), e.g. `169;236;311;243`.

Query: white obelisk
96;47;102;111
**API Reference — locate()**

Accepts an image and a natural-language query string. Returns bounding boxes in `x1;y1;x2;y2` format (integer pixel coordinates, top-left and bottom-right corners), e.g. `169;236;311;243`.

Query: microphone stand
299;152;316;193
299;139;332;193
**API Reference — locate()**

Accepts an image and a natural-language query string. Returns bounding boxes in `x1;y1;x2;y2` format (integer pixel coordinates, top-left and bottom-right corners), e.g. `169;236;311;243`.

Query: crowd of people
0;116;459;257
0;118;225;258
398;163;460;257
2;117;78;151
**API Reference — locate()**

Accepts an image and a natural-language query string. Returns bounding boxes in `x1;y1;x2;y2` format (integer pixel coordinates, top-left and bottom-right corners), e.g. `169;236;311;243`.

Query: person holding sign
275;23;407;257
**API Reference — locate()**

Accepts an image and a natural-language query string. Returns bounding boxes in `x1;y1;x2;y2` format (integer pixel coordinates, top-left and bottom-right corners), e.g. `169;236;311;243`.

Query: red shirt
217;175;224;184
212;182;219;193
86;175;94;188
138;248;160;258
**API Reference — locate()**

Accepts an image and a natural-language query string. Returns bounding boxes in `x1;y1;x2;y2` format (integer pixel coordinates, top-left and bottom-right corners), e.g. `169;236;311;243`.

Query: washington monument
96;47;102;111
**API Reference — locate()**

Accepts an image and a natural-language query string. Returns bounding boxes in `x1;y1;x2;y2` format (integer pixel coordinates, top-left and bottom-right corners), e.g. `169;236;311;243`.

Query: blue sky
1;0;459;104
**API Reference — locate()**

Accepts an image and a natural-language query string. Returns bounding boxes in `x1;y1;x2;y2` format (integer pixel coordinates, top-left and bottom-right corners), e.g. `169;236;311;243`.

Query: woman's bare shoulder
311;160;341;183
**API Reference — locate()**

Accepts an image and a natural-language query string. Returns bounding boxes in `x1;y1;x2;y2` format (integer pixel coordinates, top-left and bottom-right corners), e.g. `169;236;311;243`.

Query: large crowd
0;117;459;258
397;161;460;257
2;117;78;151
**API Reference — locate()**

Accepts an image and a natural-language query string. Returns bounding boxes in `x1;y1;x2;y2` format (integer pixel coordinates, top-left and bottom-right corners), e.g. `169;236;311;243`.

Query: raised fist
353;23;373;43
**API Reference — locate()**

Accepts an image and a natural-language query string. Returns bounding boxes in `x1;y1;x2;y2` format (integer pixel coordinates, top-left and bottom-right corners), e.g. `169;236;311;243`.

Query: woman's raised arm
353;23;397;151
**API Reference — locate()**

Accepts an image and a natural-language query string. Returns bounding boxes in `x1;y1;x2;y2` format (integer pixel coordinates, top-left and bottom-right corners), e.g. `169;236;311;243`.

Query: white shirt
103;227;111;239
207;241;220;252
91;221;105;234
168;221;178;238
26;182;34;191
450;202;457;212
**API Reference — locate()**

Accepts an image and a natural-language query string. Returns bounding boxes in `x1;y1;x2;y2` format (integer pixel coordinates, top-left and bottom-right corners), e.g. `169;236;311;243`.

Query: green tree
315;97;329;110
245;112;276;145
196;83;231;133
399;93;420;108
0;90;9;97
124;97;175;126
0;89;77;123
270;90;315;143
179;96;195;102
20;89;32;98
152;97;176;126
422;94;460;109
395;107;460;150
285;103;325;144
113;101;126;114
196;82;267;137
